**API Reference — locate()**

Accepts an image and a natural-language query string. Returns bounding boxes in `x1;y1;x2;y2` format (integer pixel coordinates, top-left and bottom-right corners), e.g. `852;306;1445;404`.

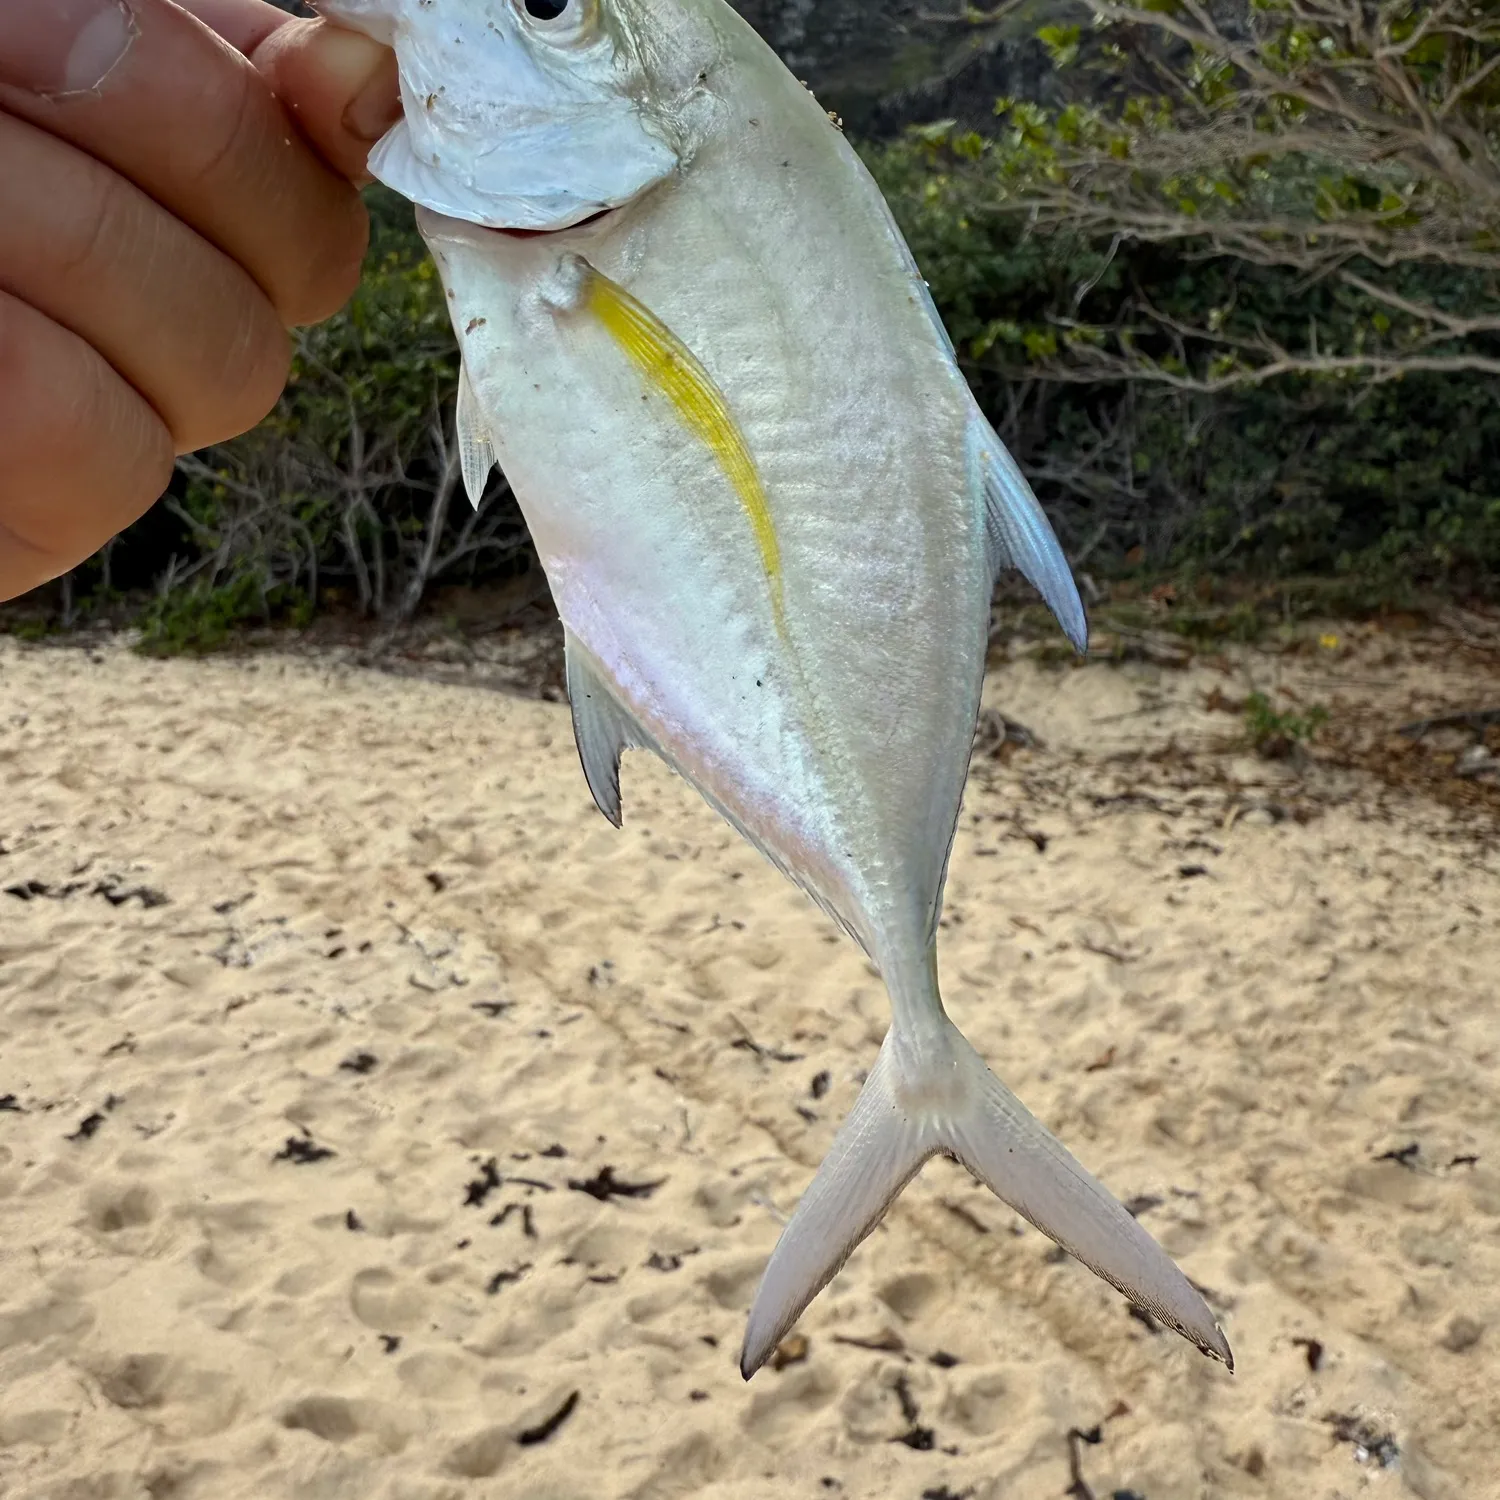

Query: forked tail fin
740;1019;1233;1378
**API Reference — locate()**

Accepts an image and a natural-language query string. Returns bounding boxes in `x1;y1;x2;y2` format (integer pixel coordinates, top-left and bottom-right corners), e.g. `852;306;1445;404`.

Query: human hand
0;0;400;602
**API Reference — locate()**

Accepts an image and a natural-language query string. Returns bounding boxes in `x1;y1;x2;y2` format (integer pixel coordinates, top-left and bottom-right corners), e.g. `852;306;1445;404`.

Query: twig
1397;709;1500;740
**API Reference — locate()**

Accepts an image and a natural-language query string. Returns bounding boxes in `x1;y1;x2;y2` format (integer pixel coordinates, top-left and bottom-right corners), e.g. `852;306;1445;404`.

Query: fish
315;0;1233;1378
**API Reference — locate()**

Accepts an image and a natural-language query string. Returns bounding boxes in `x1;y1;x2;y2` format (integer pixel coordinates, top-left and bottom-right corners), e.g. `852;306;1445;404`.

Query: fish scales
320;0;1233;1378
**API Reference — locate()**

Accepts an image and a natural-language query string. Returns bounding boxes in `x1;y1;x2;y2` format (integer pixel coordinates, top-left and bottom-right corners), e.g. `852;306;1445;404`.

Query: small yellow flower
1320;633;1340;650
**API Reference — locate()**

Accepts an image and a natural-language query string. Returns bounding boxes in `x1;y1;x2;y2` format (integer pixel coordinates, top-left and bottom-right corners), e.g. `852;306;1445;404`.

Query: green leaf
1037;23;1080;67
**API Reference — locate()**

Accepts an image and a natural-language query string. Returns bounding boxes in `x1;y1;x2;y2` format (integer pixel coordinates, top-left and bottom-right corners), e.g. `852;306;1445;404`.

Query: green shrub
863;0;1498;596
136;576;313;656
1244;692;1329;756
863;136;1499;592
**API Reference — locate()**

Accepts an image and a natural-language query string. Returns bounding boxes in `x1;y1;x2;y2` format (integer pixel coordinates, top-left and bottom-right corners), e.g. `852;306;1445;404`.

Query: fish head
315;0;720;231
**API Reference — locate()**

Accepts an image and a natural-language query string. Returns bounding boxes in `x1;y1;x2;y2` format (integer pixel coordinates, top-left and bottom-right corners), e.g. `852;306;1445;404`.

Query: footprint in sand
623;1430;726;1499
445;1423;514;1480
470;1285;578;1359
396;1350;478;1402
280;1394;411;1453
95;1352;176;1410
701;1254;768;1312
0;1408;72;1447
742;1363;838;1442
941;1367;1011;1437
92;1353;244;1440
81;1180;160;1236
349;1267;430;1332
0;1296;96;1351
875;1269;945;1323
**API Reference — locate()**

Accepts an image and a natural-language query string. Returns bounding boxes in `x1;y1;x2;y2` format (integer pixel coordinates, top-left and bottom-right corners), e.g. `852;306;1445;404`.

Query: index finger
168;0;289;56
171;0;403;186
0;0;367;326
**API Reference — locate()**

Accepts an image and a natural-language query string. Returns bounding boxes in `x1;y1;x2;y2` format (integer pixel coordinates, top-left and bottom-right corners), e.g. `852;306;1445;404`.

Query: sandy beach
1;620;1497;1500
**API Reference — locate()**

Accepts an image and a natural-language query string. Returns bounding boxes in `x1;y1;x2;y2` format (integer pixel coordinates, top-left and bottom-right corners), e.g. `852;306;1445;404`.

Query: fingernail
0;0;138;98
315;25;402;142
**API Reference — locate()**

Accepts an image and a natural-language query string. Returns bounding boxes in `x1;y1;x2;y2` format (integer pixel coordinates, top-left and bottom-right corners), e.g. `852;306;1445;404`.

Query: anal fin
564;632;656;828
456;360;496;511
969;415;1089;653
563;634;866;951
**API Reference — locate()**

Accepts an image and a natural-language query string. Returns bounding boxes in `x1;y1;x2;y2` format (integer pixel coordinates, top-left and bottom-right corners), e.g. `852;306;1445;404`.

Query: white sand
1;627;1497;1500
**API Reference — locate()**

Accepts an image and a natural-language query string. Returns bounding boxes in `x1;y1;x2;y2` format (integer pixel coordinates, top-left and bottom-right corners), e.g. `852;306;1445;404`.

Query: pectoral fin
456;361;495;512
970;416;1089;654
564;632;658;828
577;261;784;632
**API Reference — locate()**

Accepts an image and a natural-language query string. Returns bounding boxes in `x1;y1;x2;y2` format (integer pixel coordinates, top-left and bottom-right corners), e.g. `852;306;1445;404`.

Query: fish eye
512;0;598;38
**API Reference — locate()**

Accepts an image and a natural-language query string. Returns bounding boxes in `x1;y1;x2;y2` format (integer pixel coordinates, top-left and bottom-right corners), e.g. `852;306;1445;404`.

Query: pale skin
0;0;402;601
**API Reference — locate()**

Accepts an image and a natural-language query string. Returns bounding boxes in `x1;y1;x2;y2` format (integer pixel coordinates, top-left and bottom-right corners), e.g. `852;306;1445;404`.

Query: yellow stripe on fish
581;265;785;628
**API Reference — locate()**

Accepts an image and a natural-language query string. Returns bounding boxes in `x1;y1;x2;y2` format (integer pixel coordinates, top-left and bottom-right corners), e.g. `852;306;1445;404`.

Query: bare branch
1338;269;1500;337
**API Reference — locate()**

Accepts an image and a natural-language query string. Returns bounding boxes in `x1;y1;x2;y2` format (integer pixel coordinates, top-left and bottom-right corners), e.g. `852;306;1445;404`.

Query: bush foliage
869;130;1500;590
48;191;531;648
867;0;1500;592
19;1;1499;641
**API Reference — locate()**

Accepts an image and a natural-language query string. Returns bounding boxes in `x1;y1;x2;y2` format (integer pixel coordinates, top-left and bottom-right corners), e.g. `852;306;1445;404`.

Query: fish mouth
489;206;621;241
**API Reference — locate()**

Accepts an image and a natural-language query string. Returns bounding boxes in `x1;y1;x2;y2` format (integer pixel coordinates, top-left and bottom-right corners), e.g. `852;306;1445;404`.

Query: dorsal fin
456;360;496;511
969;416;1088;653
564;632;658;828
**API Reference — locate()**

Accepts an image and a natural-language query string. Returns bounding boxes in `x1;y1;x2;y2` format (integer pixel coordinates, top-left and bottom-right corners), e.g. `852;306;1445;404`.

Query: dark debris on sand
485;1263;532;1295
490;1203;538;1239
769;1334;809;1371
464;1157;504;1207
1325;1412;1400;1468
66;1112;106;1142
890;1372;937;1452
66;1095;122;1142
645;1247;699;1272
516;1390;580;1446
732;1035;804;1064
1065;1405;1142;1500
567;1166;665;1202
273;1131;335;1165
1292;1336;1325;1371
5;876;169;908
471;1000;514;1018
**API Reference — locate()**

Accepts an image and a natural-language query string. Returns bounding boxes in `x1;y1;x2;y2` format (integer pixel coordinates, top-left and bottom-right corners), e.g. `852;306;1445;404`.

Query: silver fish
318;0;1232;1377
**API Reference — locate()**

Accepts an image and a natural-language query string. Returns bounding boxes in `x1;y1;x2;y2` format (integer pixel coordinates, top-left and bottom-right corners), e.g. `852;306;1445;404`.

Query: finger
0;112;291;454
169;0;401;185
170;0;290;55
253;18;401;186
0;0;368;327
0;291;172;602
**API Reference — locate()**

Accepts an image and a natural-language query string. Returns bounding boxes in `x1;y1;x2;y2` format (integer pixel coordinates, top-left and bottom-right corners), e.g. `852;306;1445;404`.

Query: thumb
252;18;401;186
